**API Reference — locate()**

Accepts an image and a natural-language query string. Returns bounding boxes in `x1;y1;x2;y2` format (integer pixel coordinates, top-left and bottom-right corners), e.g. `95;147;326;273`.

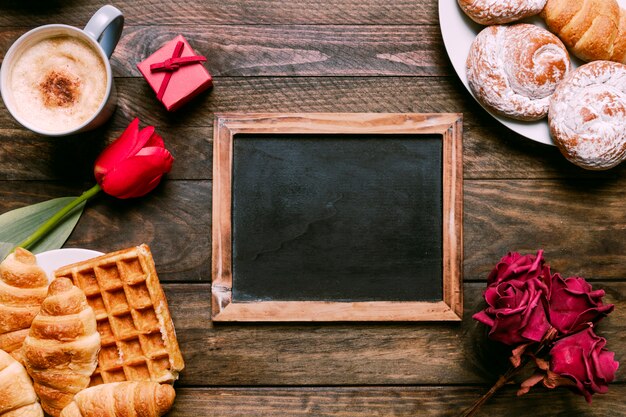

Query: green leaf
0;197;86;260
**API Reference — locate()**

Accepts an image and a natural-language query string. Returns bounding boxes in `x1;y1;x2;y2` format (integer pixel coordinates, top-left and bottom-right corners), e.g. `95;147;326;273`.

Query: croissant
541;0;626;63
0;349;43;417
59;382;175;417
22;278;100;417
0;248;48;359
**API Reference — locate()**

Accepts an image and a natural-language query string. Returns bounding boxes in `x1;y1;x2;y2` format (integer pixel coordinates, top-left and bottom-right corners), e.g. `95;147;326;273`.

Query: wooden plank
170;385;626;417
3;179;626;281
0;77;612;180
0;1;438;26
0;77;481;129
0;25;449;77
0;181;211;282
0;127;211;181
163;282;625;386
465;180;626;281
116;25;449;77
5;128;317;180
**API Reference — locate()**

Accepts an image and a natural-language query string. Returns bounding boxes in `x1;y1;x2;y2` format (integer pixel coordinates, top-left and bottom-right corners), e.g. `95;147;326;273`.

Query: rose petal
549;328;619;403
99;147;174;199
472;310;495;327
549;274;614;334
518;372;545;396
487;250;546;286
145;131;165;148
94;118;141;181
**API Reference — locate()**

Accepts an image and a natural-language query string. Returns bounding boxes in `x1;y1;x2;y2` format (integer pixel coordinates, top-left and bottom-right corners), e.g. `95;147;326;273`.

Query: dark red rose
487;250;547;286
546;327;619;403
473;277;551;345
548;274;614;335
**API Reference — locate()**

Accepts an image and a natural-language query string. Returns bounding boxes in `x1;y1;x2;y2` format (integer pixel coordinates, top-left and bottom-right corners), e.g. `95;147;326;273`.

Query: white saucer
35;248;104;282
438;0;626;145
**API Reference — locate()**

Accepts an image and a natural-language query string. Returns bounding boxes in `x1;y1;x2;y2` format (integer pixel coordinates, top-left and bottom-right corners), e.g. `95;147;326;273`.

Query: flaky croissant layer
22;278;100;417
0;349;43;417
60;382;176;417
0;248;48;358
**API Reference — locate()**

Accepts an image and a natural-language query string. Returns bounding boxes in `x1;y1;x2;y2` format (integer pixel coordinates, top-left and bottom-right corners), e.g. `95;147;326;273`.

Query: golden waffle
54;244;184;386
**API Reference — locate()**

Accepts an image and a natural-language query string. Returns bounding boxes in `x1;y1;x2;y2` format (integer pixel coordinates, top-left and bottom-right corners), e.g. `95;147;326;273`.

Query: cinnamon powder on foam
9;35;106;132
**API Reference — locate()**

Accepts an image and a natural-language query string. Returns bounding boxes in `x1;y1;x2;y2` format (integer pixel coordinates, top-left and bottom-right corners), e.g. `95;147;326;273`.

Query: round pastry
466;24;571;121
458;0;547;25
549;61;626;170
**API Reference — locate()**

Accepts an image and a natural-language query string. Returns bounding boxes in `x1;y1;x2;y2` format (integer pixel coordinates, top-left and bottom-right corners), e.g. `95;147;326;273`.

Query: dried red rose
487;250;547;287
547;327;618;402
548;274;614;335
474;251;552;345
473;277;551;345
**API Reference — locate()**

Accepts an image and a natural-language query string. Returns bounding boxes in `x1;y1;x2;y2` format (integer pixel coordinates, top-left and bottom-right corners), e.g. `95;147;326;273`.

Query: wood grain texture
165;282;624;386
0;25;448;77
0;181;210;282
3;178;626;281
170;386;626;417
0;127;212;181
0;77;617;181
1;1;625;413
116;25;449;77
0;1;438;26
464;180;626;281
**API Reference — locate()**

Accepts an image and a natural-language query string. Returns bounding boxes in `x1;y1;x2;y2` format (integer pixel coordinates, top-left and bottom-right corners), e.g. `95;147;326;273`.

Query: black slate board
231;133;443;303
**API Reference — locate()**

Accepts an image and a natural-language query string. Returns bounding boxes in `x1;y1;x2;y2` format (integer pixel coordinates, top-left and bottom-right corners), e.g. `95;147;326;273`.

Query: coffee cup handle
83;5;124;59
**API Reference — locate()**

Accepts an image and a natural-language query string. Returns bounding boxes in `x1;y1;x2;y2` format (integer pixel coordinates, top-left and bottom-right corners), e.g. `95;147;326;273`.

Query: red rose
546;327;619;402
473;277;551;345
487;250;546;286
548;274;614;335
94;118;174;199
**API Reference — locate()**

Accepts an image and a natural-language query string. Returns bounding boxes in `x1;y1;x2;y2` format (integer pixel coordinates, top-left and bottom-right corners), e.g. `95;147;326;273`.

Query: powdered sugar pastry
549;61;626;170
458;0;547;25
467;24;570;121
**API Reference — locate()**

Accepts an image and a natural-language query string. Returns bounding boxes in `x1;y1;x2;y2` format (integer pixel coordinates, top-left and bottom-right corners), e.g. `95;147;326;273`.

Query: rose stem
459;327;557;416
15;184;101;251
459;362;527;417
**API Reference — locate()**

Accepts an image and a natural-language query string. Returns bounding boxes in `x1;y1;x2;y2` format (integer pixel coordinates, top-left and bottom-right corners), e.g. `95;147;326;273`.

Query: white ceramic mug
0;5;124;136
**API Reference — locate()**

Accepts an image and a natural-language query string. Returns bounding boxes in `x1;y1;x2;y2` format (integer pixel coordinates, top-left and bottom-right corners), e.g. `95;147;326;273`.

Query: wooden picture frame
212;113;463;321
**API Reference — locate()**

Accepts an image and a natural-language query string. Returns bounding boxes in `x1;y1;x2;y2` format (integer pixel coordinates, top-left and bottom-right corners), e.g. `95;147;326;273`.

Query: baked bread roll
22;278;100;417
548;60;626;170
59;382;175;417
458;0;547;25
0;349;43;417
542;0;626;63
0;248;48;359
467;24;570;121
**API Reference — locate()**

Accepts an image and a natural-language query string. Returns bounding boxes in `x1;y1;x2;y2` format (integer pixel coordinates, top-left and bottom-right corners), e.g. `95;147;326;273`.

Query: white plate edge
35;248;105;283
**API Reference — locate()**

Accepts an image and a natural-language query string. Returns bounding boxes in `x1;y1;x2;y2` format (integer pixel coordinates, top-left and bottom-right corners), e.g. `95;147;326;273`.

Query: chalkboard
212;113;463;321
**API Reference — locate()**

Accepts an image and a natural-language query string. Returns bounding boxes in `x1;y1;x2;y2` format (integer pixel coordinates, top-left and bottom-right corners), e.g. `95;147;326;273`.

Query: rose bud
94;118;174;199
548;274;614;335
546;327;619;403
487;250;548;287
473;277;551;345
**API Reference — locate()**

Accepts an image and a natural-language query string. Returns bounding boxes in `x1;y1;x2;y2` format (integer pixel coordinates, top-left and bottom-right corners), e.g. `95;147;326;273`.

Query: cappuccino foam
9;35;107;133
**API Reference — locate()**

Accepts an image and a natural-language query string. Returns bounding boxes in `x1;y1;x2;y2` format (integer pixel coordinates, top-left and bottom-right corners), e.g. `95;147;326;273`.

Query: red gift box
137;35;213;111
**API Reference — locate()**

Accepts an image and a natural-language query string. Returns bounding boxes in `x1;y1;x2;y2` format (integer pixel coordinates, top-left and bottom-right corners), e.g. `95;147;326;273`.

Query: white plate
438;0;625;145
36;248;104;282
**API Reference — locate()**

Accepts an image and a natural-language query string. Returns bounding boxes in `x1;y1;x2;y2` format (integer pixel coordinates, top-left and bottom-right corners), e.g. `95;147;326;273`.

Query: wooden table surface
1;1;624;416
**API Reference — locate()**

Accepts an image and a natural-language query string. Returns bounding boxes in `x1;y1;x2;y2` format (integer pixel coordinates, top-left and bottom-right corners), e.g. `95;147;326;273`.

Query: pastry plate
438;0;625;145
36;248;104;282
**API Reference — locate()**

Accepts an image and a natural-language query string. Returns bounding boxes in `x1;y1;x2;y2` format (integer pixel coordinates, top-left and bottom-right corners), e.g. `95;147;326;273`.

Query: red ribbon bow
149;41;207;101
